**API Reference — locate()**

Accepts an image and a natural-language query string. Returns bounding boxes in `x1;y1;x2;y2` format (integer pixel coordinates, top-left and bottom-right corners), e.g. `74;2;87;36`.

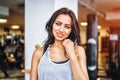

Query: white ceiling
78;0;120;27
0;0;120;29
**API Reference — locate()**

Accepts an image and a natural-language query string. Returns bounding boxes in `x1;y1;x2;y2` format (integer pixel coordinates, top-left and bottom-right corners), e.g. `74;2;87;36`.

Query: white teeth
57;33;63;37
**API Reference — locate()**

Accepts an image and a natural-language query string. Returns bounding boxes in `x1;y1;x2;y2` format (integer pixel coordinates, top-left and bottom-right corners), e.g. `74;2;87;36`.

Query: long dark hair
43;7;80;54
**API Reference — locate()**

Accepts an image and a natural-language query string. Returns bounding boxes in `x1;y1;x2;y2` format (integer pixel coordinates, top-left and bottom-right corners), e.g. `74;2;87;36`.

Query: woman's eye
65;25;71;29
56;23;61;26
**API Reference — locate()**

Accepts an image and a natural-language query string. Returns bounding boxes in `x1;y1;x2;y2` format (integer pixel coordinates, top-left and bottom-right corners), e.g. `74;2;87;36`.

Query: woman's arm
74;46;89;80
30;45;43;80
63;39;89;80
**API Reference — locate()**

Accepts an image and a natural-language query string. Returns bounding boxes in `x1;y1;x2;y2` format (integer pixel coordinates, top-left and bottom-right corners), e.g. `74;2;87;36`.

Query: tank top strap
42;46;50;57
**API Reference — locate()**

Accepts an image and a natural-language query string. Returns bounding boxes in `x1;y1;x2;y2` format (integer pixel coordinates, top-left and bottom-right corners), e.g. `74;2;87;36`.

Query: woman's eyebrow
55;20;71;26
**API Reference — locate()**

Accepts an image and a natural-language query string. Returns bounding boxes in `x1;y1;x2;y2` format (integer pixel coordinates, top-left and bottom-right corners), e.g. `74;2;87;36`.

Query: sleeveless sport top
38;47;73;80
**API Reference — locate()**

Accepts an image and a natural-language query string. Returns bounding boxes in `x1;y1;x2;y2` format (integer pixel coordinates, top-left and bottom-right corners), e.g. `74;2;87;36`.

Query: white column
25;0;78;80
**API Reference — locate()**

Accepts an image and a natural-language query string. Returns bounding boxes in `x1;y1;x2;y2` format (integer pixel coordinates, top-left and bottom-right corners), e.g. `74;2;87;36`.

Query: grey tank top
38;47;73;80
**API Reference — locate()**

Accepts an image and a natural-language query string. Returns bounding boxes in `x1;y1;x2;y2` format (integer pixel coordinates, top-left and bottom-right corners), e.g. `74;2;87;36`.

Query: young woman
30;7;89;80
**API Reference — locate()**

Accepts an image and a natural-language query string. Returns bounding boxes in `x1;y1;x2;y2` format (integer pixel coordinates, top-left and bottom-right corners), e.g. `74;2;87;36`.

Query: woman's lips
57;33;64;38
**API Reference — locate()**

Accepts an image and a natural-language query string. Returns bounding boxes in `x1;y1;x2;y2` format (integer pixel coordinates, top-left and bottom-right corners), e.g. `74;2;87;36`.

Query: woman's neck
52;40;64;48
50;40;68;60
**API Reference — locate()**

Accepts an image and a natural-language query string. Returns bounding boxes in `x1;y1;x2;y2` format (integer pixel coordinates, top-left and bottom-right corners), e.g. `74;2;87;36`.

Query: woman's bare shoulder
74;45;86;59
32;44;44;62
75;46;85;53
34;44;44;53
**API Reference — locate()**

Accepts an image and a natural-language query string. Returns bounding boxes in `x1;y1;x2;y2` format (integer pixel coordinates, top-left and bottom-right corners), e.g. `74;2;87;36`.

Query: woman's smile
56;32;65;38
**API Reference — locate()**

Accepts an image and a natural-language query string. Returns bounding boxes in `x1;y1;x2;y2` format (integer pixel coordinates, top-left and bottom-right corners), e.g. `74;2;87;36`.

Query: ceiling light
0;18;7;23
98;25;102;29
80;22;87;26
11;25;20;29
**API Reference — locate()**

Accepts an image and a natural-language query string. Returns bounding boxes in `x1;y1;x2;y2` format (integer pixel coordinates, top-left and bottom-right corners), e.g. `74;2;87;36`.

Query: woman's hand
63;39;76;58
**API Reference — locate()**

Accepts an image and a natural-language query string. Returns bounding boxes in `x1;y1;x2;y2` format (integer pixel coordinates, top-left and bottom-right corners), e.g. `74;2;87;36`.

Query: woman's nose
59;26;64;32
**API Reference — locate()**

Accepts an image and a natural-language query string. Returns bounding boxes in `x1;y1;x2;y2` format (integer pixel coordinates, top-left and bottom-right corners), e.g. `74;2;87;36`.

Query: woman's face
52;14;72;41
